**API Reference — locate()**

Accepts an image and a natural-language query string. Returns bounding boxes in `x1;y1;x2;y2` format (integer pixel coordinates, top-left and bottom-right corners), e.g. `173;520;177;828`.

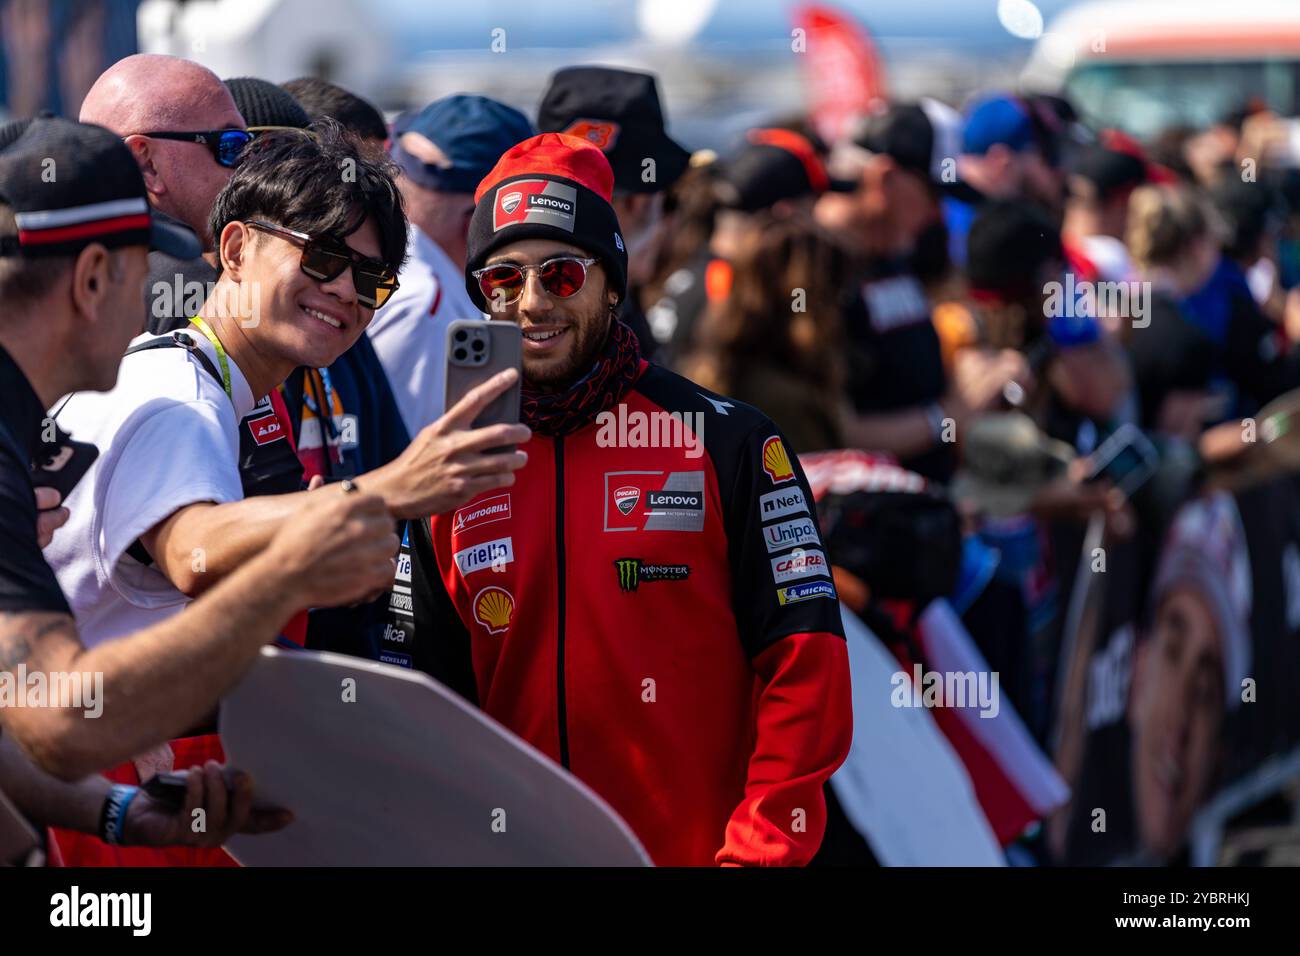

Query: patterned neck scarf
521;317;642;437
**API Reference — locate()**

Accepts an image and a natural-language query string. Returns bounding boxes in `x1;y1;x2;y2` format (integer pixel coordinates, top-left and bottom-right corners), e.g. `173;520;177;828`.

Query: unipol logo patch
493;179;578;233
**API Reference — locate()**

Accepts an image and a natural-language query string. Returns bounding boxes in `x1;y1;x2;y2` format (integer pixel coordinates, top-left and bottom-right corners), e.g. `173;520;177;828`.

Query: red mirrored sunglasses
472;255;598;307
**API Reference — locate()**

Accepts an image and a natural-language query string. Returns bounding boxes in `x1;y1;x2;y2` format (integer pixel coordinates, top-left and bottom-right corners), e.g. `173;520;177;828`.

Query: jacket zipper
554;435;570;769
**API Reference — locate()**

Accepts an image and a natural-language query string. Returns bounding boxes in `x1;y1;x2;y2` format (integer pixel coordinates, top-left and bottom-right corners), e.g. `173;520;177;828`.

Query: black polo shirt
0;343;71;615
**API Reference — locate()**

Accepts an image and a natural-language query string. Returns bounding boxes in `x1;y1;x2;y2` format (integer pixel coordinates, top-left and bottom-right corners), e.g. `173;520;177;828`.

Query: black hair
966;199;1063;298
282;77;388;143
1209;176;1280;262
209;117;407;273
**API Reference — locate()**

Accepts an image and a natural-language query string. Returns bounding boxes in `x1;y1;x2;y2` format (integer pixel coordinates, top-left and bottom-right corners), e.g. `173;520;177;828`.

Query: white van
1023;0;1300;138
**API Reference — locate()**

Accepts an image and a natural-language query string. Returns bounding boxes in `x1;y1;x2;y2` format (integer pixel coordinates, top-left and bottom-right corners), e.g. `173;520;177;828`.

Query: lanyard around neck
190;316;232;400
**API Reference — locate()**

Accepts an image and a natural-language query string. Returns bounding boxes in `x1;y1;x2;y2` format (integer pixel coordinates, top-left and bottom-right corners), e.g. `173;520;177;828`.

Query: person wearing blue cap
367;94;535;436
945;93;1061;269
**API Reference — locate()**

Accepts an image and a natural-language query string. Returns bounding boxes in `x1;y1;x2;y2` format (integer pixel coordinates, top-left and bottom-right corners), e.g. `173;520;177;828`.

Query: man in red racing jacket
388;133;852;866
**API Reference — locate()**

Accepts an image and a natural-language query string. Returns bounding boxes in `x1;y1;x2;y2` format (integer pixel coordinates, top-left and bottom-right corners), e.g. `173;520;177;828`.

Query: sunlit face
482;238;616;390
231;216;383;371
1130;586;1226;860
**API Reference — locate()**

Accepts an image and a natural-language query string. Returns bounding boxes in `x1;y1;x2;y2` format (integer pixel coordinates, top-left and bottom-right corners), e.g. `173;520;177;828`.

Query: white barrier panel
221;647;651;866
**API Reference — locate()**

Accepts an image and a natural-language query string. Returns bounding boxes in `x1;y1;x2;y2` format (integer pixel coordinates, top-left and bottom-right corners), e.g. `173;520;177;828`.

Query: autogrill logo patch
614;558;690;592
493;179;578;232
453;494;511;533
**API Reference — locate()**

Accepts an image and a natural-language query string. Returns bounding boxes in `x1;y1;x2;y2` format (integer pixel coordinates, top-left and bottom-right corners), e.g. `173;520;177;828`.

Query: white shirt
367;225;483;436
44;330;256;647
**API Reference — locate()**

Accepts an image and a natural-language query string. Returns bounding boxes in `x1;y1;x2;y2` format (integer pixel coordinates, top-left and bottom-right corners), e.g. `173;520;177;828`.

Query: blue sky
373;0;1083;56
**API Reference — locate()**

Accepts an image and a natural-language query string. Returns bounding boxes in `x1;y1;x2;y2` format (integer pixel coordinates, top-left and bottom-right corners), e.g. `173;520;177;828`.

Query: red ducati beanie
465;132;628;311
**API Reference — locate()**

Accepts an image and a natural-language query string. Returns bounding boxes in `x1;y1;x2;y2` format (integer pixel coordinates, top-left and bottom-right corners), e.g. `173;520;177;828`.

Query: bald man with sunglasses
81;54;252;336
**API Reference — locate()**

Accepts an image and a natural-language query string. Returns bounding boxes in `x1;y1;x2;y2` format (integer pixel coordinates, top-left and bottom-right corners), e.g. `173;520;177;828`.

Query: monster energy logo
613;558;690;592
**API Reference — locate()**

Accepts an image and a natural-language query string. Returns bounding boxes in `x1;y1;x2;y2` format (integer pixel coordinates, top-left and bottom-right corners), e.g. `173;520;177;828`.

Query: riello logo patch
493;179;578;233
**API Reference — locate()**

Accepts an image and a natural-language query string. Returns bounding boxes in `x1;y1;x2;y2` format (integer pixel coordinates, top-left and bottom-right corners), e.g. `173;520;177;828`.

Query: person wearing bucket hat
367;94;535;436
537;66;692;359
395;131;853;866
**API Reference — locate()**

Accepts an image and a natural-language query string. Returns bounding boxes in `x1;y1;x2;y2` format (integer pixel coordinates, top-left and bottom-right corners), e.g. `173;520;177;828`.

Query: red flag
792;3;888;144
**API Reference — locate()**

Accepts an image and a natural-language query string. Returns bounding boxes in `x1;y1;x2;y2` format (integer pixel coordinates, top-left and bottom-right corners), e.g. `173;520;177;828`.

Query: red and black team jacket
386;361;853;866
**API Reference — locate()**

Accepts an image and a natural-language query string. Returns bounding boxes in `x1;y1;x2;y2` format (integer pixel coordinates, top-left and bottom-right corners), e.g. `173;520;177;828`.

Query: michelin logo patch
494;179;577;233
776;580;837;606
454;536;514;576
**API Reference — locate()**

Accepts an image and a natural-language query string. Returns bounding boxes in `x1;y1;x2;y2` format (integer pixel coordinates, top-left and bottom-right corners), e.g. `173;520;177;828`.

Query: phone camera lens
472;339;485;351
454;348;468;362
454;329;468;343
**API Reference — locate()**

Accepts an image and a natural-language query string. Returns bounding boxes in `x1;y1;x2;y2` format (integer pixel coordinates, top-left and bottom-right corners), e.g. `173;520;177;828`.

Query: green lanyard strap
190;316;232;400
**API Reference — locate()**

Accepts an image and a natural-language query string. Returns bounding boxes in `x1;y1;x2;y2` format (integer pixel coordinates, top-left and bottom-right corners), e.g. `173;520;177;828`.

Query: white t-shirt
44;330;256;647
367;225;483;436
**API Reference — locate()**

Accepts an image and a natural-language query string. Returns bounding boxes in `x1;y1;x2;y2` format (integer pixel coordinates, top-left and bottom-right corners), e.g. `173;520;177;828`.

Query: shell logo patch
762;436;795;484
473;586;515;635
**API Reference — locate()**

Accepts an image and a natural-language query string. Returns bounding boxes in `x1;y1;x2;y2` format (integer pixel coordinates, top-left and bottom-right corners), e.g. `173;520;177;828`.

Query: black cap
225;76;311;130
0;116;199;259
537;66;690;195
714;128;853;212
1069;144;1148;201
843;100;982;204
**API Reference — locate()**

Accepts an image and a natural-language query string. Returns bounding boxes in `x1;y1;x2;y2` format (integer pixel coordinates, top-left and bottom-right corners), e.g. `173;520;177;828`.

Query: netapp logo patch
759;487;808;522
493;179;578;233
